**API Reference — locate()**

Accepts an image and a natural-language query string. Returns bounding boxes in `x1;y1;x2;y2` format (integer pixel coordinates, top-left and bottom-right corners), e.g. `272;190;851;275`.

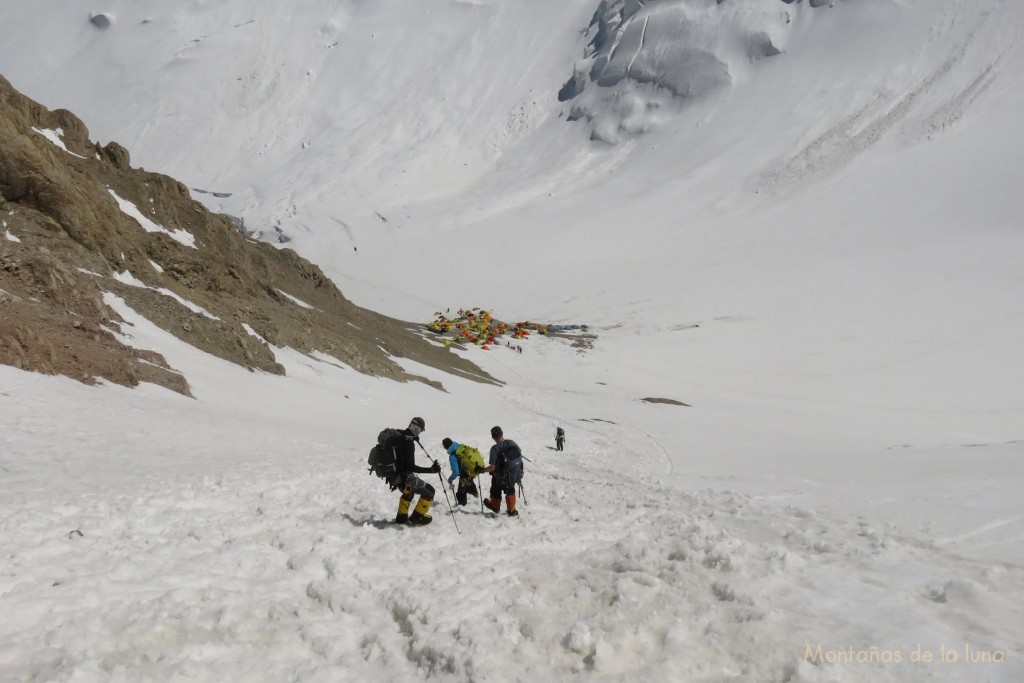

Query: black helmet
490;425;503;439
410;417;425;431
442;437;453;450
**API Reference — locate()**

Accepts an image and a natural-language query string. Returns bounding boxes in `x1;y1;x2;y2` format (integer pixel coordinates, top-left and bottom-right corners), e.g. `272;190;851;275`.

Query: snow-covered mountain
2;1;1022;680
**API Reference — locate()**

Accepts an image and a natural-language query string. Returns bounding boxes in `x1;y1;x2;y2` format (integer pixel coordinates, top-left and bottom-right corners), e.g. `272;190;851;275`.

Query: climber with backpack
481;425;524;517
367;417;441;525
441;437;484;506
555;426;566;451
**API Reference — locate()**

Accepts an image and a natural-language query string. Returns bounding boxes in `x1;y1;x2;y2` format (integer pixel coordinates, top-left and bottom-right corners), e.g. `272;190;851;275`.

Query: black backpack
497;440;524;485
368;428;402;482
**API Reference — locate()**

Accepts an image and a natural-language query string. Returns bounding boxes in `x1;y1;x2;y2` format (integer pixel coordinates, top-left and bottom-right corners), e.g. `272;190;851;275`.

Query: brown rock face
0;75;494;395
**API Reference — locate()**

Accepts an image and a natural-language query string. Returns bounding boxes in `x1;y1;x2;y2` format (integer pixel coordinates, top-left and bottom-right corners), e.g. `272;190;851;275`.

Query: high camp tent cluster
427;308;550;350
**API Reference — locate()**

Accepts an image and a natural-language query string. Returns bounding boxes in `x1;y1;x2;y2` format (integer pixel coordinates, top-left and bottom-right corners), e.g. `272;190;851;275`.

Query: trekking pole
518;482;528;507
417;442;460;534
477;474;484;514
438;468;461;534
433;462;460;535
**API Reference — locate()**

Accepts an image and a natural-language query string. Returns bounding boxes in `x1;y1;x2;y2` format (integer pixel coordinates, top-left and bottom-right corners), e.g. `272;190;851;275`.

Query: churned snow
1;0;1023;681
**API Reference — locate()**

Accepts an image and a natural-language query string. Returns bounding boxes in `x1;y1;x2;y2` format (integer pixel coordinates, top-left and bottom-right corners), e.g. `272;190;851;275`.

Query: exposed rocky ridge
0;75;496;395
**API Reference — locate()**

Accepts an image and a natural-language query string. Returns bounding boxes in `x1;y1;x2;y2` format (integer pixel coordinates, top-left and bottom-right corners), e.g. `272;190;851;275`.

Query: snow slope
2;0;1023;680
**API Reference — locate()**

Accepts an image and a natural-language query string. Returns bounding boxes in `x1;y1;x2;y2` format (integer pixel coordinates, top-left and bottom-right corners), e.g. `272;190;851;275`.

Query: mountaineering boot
505;494;518;517
483;498;501;513
394;497;412;524
408;497;434;526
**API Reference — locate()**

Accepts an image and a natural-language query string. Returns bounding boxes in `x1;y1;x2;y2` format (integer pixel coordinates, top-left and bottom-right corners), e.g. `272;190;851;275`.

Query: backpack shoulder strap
495;440;513;460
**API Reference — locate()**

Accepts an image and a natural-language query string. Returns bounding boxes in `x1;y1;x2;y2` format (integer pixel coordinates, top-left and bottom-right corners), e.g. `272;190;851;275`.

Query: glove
430;461;441;473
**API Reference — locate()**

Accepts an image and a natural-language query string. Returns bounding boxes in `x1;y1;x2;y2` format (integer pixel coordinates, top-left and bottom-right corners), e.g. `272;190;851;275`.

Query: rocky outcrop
560;0;799;143
0;75;495;395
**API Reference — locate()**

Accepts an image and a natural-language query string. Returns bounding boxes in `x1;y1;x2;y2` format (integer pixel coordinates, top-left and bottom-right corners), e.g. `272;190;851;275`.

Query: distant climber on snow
555;426;565;451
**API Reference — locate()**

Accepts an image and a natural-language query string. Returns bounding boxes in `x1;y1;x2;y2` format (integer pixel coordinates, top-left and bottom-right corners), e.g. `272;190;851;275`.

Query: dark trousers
455;476;478;506
489;475;516;499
